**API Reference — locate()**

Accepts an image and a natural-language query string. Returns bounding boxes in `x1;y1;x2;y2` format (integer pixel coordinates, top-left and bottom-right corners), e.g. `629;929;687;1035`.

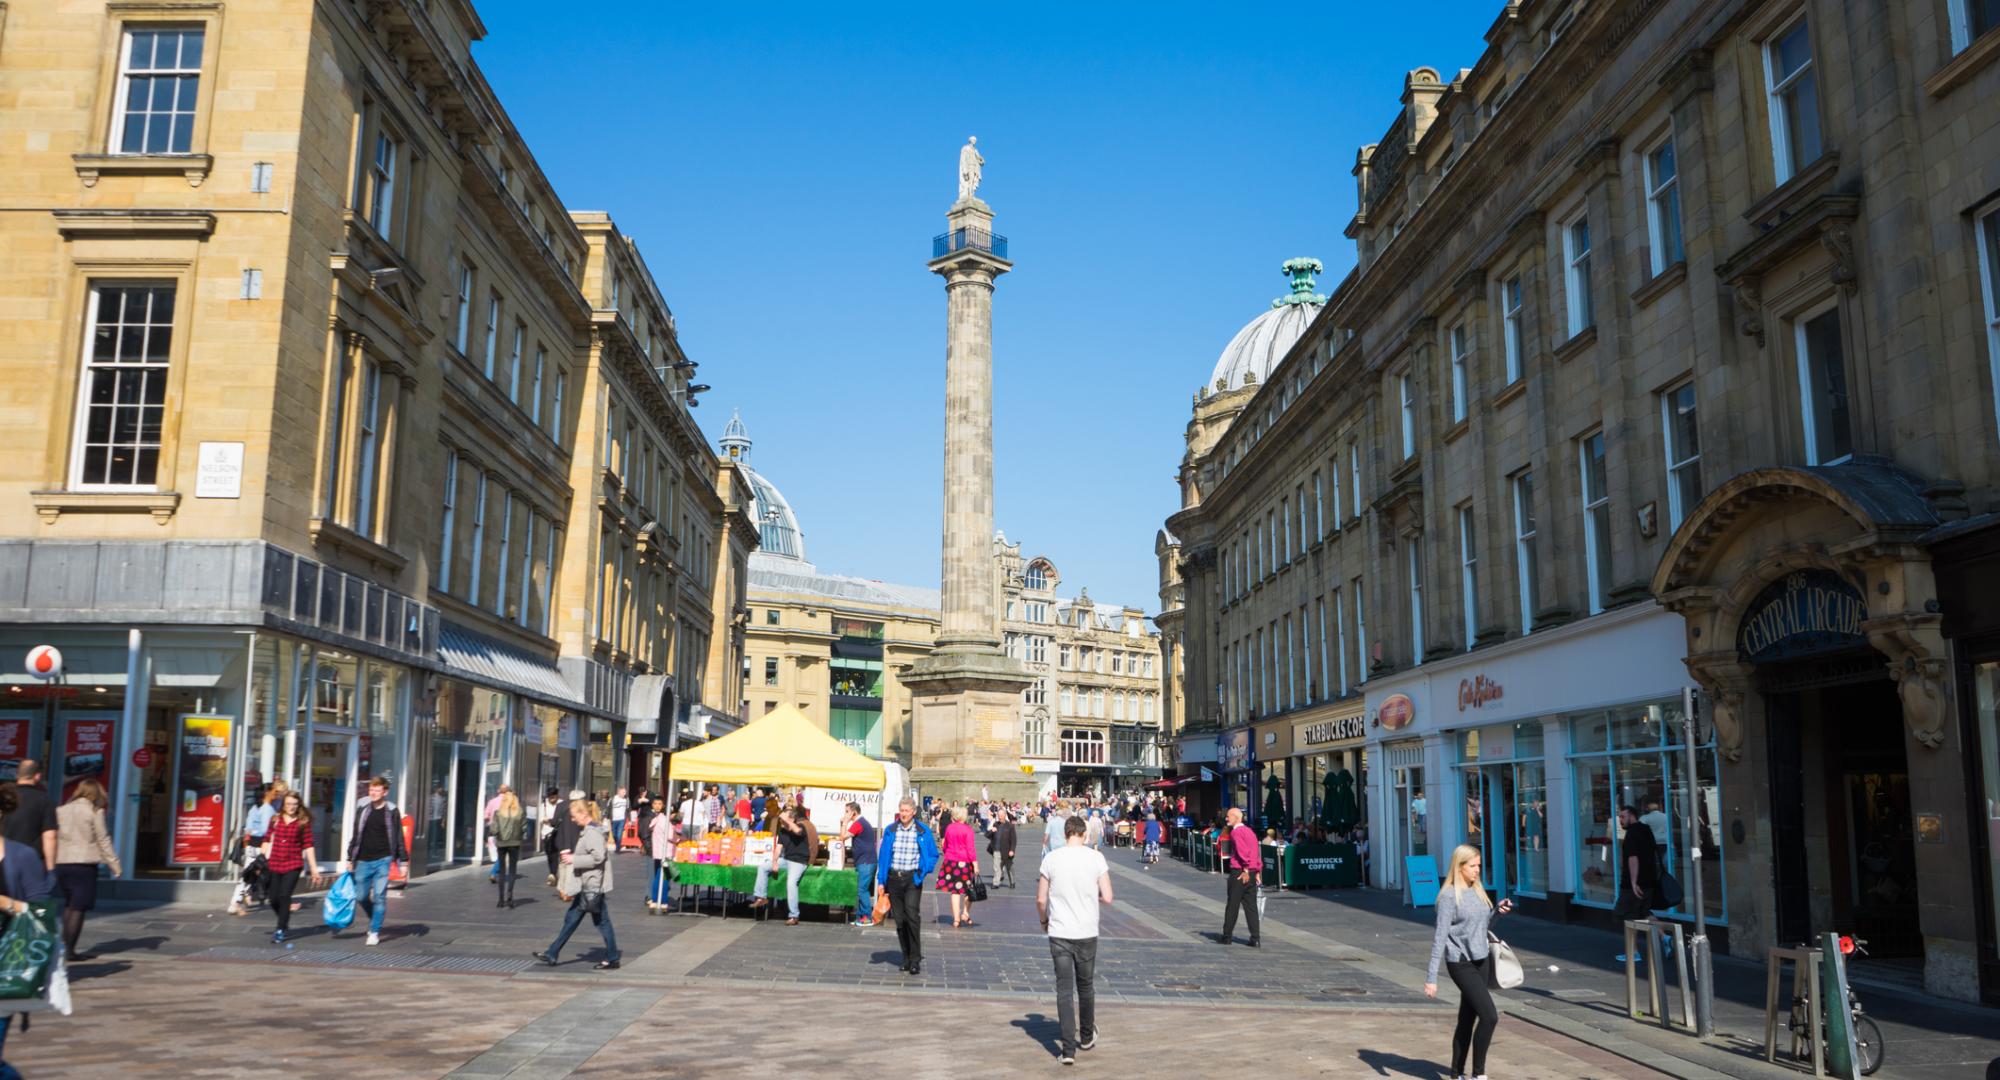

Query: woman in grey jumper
533;800;620;970
1424;844;1514;1079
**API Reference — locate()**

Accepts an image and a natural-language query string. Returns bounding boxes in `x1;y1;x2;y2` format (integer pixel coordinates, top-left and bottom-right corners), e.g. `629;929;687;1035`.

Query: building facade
0;0;744;892
998;543;1162;798
1165;0;2000;1002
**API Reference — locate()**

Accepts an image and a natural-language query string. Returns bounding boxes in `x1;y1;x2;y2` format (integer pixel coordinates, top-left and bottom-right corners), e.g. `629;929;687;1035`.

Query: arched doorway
1652;461;1978;999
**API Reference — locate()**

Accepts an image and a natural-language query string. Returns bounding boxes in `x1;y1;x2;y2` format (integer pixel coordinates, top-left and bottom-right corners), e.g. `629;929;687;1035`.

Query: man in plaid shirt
875;797;938;975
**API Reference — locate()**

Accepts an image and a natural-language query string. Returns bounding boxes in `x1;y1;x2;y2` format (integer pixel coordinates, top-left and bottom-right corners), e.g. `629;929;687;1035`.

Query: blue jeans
754;858;806;918
547;894;619;962
855;863;875;918
352;856;392;935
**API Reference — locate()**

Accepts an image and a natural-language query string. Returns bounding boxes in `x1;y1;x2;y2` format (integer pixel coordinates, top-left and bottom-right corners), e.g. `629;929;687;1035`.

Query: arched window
1025;564;1047;590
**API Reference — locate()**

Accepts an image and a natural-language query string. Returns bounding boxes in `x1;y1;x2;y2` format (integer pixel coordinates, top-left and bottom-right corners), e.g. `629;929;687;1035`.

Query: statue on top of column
957;136;984;201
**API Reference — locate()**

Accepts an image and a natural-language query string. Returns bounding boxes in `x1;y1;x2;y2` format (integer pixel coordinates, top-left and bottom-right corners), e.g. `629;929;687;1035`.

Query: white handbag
1488;932;1524;989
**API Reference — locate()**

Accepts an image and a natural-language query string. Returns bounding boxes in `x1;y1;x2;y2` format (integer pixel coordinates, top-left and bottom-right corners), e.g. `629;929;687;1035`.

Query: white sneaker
365;932;380;946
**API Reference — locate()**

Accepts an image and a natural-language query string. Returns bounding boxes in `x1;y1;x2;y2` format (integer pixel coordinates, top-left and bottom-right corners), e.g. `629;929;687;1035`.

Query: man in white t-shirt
1038;814;1113;1065
678;793;697;839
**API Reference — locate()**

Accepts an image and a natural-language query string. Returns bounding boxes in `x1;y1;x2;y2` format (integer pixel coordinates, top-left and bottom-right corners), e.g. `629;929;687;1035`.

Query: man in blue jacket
875;796;939;975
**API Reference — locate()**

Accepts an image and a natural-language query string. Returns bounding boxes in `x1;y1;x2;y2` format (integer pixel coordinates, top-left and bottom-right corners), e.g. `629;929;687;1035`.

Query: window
530;347;546;424
1112;692;1125;721
1333;587;1349;696
1795;306;1852;464
1028;636;1047;663
1023;712;1050;757
112;27;203;154
71;283;174;489
1059;644;1072;669
467;471;488;604
1267;510;1278;571
1350;442;1363;517
1399;373;1417;458
1093;690;1106;718
1644;136;1684;273
1143;655;1154;677
1252;521;1264;581
1282;615;1296;708
1564;214;1594;335
1060;687;1074;714
365;129;398;236
508;322;525;403
1061;729;1106;766
765;608;780;625
1301;605;1314;702
1353;577;1368;684
494;490;513;616
1502;276;1524;384
483;293;501;379
1278;500;1290;565
1980;206;2000;441
1765;18;1823;184
517;512;536;628
1449;324;1470;423
1025;563;1047;590
353;360;382;536
1513;471;1539;635
454;262;474;353
1661;381;1702;529
1025;601;1047;623
1315;598;1329;699
1295;484;1307;553
1407;540;1425;665
1951;0;2000;51
1568;699;1727;921
1314;471;1329;539
1579;432;1612;614
438;452;459;592
551;369;566;441
1459;506;1478;650
760;658;778;687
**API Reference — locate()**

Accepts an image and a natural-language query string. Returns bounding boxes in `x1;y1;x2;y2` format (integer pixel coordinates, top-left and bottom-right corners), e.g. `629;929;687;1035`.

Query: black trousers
267;868;304;933
543;833;561;880
999;853;1015;886
886;870;923;964
494;846;520;901
1221;872;1260;942
1446;956;1498;1077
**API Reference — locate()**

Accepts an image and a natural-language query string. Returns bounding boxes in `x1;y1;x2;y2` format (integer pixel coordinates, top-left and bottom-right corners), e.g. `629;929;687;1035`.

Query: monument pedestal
903;646;1039;803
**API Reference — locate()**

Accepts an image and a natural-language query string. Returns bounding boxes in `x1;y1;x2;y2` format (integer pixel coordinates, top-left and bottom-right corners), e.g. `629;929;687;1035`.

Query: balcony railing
933;227;1008;260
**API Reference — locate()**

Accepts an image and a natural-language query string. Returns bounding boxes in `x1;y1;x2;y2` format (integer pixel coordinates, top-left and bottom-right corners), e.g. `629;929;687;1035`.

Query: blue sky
475;0;1500;610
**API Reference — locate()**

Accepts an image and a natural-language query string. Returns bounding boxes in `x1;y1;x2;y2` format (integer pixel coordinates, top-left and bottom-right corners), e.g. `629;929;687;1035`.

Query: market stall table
672;861;860;915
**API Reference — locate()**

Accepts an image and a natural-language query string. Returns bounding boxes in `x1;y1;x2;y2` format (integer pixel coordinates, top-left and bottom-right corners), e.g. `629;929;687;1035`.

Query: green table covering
672;862;860;907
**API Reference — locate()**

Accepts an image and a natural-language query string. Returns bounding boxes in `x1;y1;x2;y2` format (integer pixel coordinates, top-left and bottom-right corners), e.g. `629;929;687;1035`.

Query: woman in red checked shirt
263;792;323;944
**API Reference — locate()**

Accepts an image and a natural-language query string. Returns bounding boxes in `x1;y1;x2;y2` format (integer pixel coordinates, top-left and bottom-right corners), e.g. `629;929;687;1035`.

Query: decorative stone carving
1683;653;1754;761
1731;280;1765;348
1820;224;1858;294
1866;613;1952;749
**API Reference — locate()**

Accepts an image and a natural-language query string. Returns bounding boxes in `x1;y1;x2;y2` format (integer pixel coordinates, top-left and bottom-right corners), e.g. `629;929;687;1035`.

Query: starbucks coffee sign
1737;570;1867;663
1301;716;1366;746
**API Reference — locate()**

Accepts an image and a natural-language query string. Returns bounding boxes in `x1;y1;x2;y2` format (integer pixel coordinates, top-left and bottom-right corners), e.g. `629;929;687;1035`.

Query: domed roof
1208;258;1326;396
718;411;807;562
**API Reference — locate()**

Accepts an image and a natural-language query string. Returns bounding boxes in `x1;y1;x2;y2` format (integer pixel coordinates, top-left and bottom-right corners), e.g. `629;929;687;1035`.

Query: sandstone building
1164;0;2000;1001
0;0;748;890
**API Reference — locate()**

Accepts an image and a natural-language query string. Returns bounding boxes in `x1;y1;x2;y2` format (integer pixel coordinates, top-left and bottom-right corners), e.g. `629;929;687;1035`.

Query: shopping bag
1487;933;1525;989
871;884;891;923
0;902;62;1000
322;871;357;931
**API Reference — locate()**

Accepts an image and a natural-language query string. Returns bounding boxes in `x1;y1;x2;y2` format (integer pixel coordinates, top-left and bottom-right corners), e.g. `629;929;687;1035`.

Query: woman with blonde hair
490;789;526;909
1423;844;1514;1080
937;804;980;928
54;778;121;959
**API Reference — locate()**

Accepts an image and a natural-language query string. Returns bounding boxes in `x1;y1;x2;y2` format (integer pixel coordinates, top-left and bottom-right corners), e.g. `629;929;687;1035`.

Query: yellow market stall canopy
668;704;886;791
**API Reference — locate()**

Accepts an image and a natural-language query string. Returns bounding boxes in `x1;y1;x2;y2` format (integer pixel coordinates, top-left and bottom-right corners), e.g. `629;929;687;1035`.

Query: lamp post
1681;686;1715;1037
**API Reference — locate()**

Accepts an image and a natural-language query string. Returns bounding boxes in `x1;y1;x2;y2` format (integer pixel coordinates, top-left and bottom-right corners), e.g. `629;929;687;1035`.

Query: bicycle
1787;934;1884;1076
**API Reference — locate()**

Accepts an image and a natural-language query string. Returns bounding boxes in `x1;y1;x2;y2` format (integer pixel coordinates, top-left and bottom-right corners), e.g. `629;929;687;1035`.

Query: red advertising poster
0;718;31;781
170;715;232;865
61;718;116;803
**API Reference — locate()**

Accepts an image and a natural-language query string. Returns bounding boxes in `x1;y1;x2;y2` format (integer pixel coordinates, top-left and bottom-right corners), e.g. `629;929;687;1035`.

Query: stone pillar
904;189;1035;803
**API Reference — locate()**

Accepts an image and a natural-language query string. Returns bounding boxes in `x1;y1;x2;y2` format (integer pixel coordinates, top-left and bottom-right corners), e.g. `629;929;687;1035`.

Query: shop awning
667;704;885;790
437;623;583;708
625;674;670;736
1145;775;1198;789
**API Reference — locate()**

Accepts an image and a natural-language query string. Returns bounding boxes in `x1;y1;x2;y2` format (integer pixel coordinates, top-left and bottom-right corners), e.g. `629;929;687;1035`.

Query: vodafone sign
25;645;63;681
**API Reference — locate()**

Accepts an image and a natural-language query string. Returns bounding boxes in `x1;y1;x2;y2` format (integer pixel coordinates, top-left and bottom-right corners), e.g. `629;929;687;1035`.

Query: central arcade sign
1737;570;1868;663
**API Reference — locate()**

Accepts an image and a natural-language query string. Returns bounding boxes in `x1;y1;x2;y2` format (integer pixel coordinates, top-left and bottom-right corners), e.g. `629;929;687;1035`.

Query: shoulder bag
967;875;989;903
1486;931;1525;990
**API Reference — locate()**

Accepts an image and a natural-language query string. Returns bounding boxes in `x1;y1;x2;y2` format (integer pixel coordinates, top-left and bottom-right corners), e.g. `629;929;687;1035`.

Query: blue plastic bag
322;871;357;931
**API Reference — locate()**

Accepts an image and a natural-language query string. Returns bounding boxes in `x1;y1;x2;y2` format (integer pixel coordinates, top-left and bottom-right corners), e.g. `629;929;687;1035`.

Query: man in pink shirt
1217;806;1261;947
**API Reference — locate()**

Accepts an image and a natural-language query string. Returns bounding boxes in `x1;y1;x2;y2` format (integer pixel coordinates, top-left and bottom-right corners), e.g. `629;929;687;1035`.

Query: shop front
1363;605;1703;932
1935;523;2000;1004
1656;463;1991;1001
1288;701;1367;835
1251;717;1291;829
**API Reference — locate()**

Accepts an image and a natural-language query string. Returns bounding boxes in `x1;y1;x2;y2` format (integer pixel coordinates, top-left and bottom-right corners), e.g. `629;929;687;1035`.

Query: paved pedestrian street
14;830;1993;1077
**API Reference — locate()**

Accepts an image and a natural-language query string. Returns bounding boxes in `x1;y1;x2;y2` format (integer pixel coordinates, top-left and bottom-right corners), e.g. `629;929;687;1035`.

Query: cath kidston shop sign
170;715;233;865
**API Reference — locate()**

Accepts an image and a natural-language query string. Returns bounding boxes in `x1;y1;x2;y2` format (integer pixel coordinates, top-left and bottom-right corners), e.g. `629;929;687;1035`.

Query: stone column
936;197;1005;649
904;191;1035;802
